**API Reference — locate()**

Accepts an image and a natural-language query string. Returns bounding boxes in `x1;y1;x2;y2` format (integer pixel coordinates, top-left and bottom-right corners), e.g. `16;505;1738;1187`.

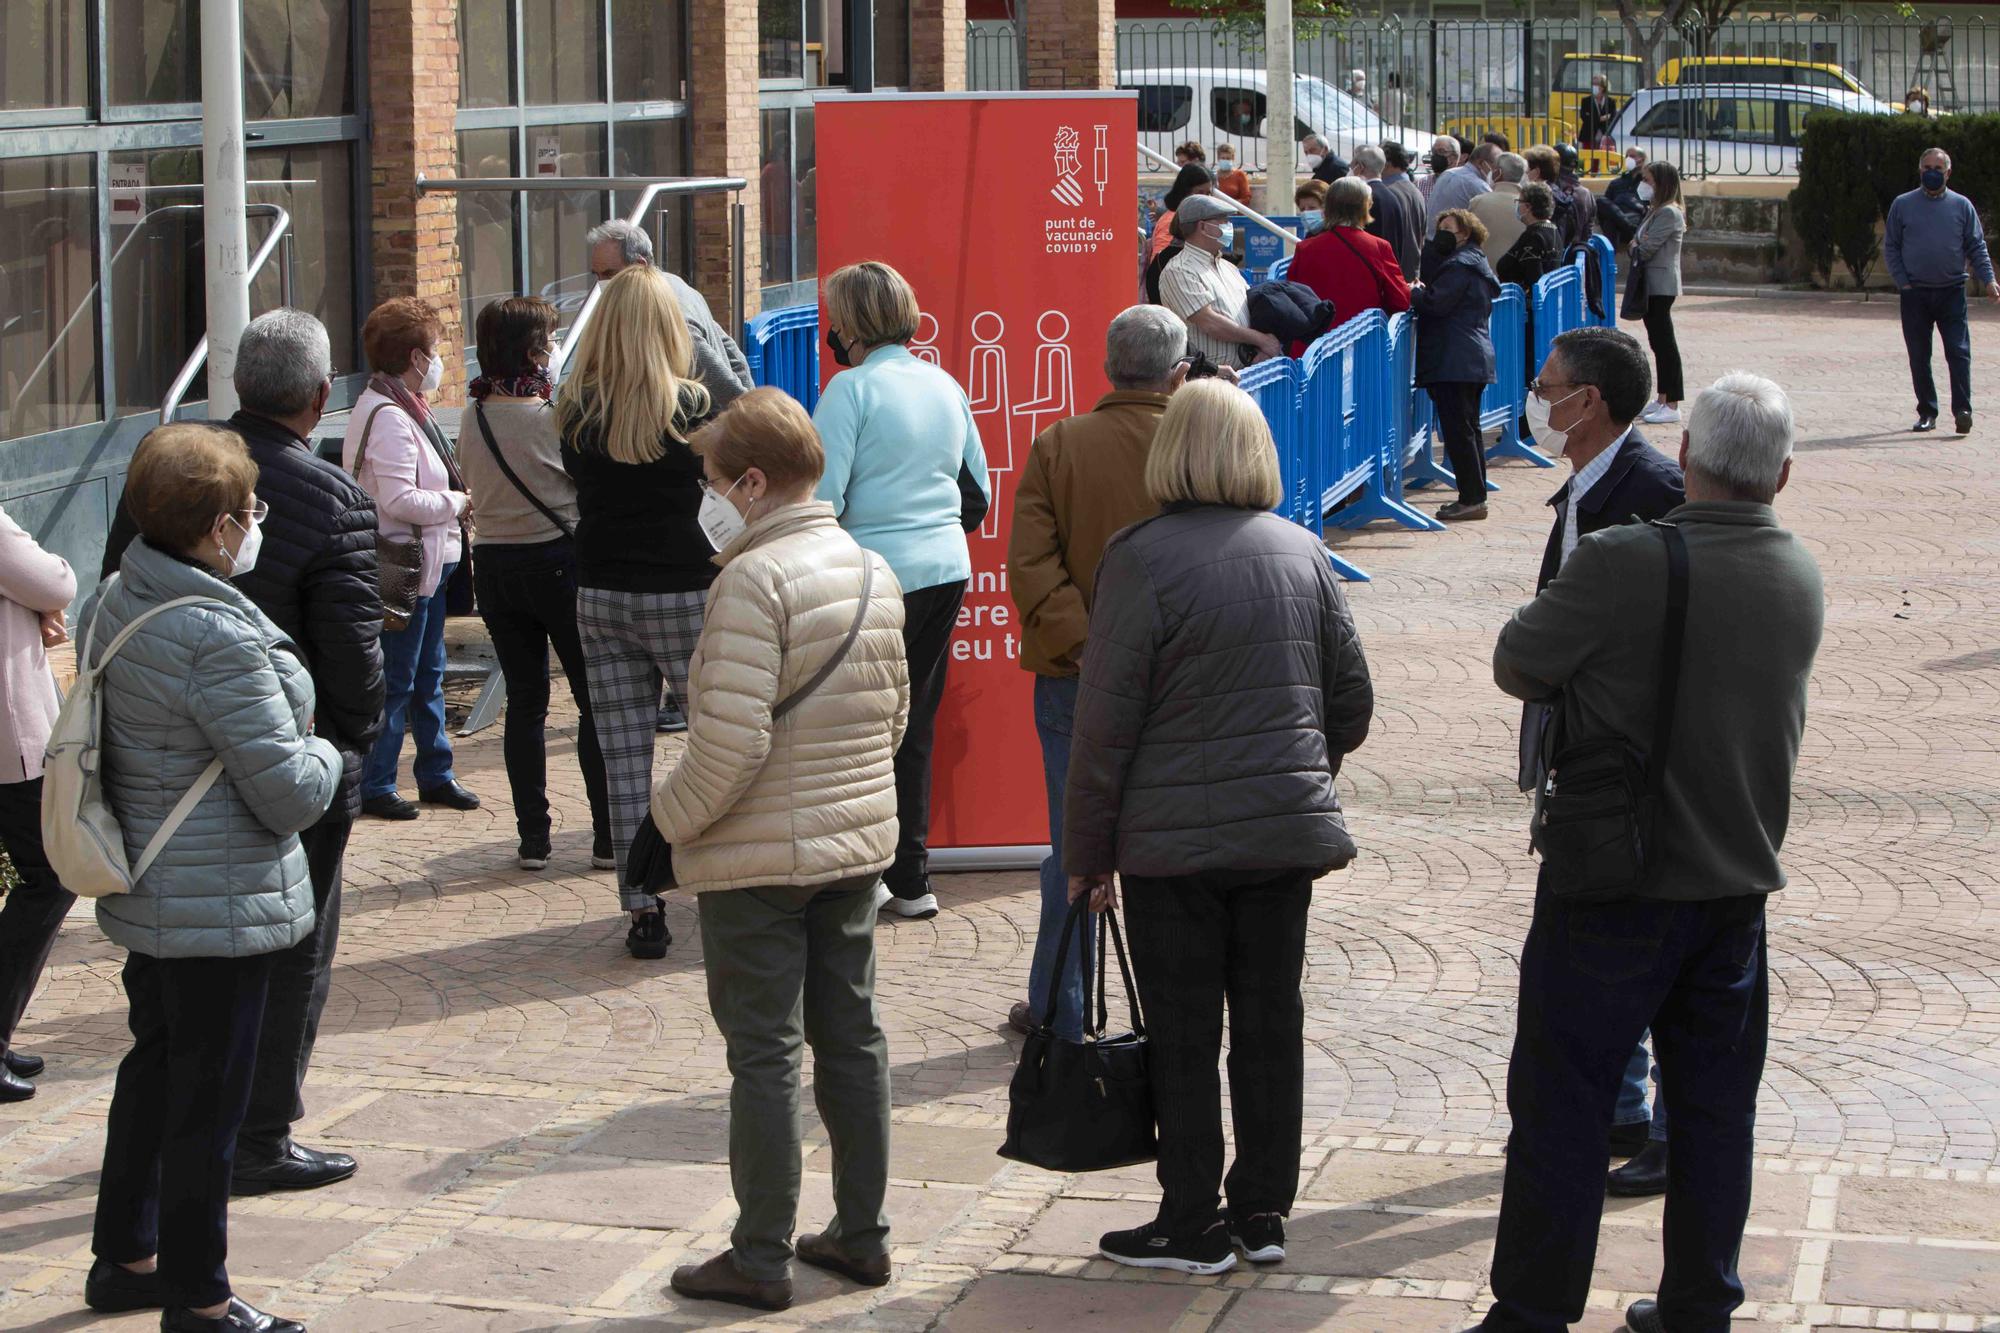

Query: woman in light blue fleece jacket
812;261;989;922
80;424;336;1333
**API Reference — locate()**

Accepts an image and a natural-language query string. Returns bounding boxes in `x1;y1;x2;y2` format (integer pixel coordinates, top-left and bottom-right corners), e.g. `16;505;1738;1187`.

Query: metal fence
968;16;1999;176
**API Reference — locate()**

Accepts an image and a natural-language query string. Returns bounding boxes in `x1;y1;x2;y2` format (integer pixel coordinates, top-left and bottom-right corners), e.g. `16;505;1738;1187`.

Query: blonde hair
1144;379;1283;511
124;424;258;553
690;387;825;491
822;261;921;349
555;265;710;464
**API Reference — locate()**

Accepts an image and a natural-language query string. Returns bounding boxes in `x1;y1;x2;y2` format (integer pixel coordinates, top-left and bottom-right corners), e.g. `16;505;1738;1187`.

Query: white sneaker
1642;403;1681;425
879;890;940;921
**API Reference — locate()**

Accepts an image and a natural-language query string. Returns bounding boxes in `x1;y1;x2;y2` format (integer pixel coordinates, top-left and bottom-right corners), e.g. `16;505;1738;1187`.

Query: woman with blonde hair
557;264;715;958
813;261;988;923
657;388;910;1312
1063;379;1373;1278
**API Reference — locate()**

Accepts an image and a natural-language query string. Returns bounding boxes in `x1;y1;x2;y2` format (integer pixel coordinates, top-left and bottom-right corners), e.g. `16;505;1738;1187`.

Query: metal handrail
157;203;294;426
414;175;750;374
1139;143;1300;252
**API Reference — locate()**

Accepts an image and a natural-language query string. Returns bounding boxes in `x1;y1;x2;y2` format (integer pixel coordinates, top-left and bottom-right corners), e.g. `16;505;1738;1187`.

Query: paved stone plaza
0;294;1996;1331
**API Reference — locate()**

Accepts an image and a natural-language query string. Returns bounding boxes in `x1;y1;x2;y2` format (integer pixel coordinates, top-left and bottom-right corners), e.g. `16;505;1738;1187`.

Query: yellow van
1549;53;1643;132
1655;56;1899;108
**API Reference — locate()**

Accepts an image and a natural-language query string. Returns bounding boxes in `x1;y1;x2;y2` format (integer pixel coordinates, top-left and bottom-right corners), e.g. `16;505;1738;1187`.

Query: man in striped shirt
1158;196;1280;370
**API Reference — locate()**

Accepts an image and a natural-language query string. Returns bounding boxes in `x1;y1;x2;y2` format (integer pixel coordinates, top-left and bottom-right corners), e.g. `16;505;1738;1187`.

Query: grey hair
1686;371;1794;501
585;218;654;266
234;309;331;417
1104;304;1188;389
1518;181;1555;221
1302;134;1330;155
1920;145;1952;170
1496;151;1527;184
1351;144;1385;178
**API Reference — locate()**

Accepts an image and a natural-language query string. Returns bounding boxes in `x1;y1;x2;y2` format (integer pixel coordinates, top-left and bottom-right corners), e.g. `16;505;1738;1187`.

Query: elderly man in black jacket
102;310;383;1196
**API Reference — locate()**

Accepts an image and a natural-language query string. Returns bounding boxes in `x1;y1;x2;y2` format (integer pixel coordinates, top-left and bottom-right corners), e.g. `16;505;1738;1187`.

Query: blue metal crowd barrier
743;304;822;412
1482;283;1546;469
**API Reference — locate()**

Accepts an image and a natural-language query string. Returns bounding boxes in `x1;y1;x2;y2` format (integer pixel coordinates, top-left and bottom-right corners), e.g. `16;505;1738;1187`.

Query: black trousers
474;538;611;843
0;778;74;1059
1122;869;1312;1238
885;579;966;900
1428;381;1488;505
95;950;274;1310
1899;285;1973;420
1483;885;1767;1333
238;818;349;1155
1643;295;1684;403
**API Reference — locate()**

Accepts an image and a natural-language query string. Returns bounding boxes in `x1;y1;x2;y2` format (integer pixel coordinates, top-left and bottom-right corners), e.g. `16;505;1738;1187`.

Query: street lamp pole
1265;0;1296;216
200;0;251;419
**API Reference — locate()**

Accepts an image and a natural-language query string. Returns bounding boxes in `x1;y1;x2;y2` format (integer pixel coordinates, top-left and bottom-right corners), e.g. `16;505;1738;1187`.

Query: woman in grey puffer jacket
79;424;337;1333
1064;380;1373;1280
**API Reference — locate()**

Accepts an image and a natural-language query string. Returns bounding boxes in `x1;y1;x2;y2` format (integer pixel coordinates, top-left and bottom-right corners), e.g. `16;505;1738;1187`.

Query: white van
1608;83;1894;177
1122;68;1436;170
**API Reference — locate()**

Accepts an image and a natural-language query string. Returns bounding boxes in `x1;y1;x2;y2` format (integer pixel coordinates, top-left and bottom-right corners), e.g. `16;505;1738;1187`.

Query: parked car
1124;68;1435;171
1655;55;1898;108
1607;83;1895;176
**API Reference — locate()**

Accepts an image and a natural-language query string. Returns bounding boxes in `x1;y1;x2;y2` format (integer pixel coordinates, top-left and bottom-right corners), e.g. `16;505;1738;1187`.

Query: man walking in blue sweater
1885;147;1997;435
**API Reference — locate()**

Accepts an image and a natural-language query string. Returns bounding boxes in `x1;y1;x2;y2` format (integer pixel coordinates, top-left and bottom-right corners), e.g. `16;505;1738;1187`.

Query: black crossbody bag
473;401;576;540
1531;521;1688;902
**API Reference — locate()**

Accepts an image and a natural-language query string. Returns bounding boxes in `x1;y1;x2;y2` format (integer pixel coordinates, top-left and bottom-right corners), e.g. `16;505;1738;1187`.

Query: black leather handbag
1532;521;1688;902
350;403;424;632
998;899;1157;1172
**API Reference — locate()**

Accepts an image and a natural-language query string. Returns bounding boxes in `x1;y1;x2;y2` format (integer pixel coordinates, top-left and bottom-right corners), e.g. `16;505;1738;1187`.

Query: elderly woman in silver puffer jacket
78;423;337;1333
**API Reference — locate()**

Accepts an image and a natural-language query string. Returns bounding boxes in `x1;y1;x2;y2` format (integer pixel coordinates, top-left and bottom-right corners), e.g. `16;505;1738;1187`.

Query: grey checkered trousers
576;586;704;910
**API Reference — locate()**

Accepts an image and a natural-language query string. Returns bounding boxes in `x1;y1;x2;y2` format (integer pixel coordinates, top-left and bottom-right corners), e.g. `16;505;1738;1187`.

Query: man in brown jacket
1006;304;1205;1038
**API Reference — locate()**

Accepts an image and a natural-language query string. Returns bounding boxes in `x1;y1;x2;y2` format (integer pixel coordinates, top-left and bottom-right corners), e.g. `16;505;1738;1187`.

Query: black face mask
1430;153;1452;174
1432;230;1458;255
826;327;854;367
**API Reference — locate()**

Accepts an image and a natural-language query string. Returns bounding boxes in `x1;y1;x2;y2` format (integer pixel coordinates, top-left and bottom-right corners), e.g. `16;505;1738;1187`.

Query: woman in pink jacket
341;298;481;821
0;506;77;1101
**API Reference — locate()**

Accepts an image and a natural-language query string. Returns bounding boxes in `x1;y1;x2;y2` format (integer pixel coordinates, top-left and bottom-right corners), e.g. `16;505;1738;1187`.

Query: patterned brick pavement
1;294;1997;1331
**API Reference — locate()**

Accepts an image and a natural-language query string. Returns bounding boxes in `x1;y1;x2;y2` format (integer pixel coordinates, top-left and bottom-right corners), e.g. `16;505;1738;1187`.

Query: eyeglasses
1528;378;1581;397
241;500;270;525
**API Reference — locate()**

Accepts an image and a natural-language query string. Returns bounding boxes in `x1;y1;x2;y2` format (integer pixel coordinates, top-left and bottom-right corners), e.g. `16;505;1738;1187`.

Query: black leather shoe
360;792;420;821
1955;411;1974;435
162;1296;306;1332
84;1257;165;1313
418;780;481;811
4;1049;44;1079
1609;1119;1649;1158
0;1065;33;1102
1912;415;1938;432
1623;1297;1666;1332
231;1141;358;1196
1607;1139;1668;1197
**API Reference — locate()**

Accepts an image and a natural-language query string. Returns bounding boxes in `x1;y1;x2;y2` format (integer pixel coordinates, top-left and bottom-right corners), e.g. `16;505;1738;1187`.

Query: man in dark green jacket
1473;372;1824;1333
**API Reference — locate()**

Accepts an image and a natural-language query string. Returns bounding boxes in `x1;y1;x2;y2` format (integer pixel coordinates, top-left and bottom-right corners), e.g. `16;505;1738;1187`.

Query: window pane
107;147;207;414
458;131;520;348
525;124;606;334
793;106;816;280
108;0;200;106
522;0;603;104
760;0;803;80
459;0;513;108
2;1;88;110
246;143;358;371
0;155;99;442
243;0;355;119
874;0;910;87
759;108;792;283
613;0;684;102
614;119;691;278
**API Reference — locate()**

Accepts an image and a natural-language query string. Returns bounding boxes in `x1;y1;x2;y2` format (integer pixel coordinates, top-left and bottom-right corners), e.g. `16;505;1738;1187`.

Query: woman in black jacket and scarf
1414;208;1501;523
1064;379;1373;1279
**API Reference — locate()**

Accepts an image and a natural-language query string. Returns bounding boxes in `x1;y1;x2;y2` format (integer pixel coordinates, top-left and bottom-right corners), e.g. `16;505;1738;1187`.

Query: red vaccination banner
816;91;1138;860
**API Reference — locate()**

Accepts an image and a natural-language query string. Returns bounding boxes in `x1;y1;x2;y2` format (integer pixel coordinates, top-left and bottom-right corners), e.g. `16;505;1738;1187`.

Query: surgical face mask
1637;181;1655;204
1205;221;1233;250
1910;98;1927;114
1922;167;1947;193
1524;386;1584;453
698;475;750;551
1217;158;1235;173
222;512;263;578
826;326;854;367
418;347;445;395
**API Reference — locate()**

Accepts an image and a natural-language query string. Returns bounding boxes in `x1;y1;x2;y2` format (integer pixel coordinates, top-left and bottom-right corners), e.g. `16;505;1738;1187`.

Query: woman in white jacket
341;297;480;820
653;389;910;1315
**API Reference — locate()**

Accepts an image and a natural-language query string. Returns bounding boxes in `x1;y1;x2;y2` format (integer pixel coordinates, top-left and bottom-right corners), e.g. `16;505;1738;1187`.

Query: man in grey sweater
1472;372;1824;1333
1885;147;1998;435
584;219;752;411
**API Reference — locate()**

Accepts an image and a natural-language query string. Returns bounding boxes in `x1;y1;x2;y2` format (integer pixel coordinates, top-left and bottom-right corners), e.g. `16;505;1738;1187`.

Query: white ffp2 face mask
418;349;445;395
1524;387;1584;455
698;476;750;552
222;513;263;579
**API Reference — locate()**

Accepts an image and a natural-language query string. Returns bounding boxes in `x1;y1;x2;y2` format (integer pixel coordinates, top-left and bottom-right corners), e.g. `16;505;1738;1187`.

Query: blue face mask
1215;222;1235;249
1921;167;1947;193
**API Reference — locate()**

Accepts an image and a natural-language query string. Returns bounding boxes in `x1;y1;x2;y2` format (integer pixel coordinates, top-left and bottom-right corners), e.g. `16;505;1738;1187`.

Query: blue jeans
1900;284;1972;420
1483;885;1768;1333
1615;1038;1670;1141
1025;676;1090;1040
363;563;457;800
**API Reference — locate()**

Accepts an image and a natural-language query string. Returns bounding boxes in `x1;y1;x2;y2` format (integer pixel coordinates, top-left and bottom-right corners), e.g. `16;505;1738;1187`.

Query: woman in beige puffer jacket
654;389;910;1314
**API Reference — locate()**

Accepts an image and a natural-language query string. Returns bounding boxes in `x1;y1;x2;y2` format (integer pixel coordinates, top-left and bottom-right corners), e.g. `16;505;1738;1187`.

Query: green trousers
698;878;891;1280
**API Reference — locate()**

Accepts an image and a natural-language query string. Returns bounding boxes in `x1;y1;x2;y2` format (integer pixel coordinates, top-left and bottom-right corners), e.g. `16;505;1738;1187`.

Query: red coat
1283;225;1413;356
